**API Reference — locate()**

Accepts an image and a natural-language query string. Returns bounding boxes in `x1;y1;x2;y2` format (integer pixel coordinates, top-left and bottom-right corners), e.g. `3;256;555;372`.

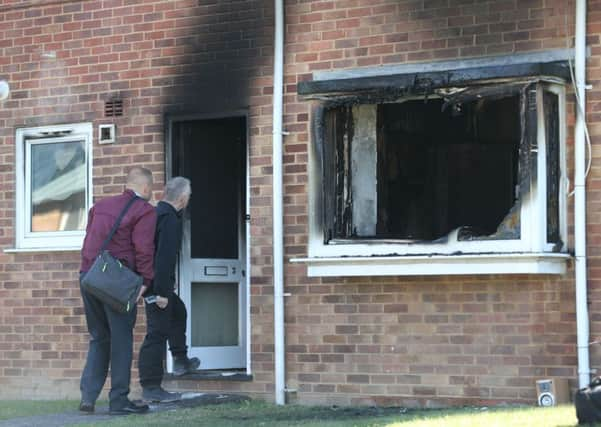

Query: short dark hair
126;166;153;186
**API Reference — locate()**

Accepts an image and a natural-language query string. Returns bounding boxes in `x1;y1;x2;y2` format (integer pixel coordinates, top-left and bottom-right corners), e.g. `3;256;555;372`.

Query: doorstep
164;370;253;382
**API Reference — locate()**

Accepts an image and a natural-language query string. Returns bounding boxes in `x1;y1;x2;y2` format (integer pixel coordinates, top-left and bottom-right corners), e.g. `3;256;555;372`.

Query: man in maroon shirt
79;167;156;415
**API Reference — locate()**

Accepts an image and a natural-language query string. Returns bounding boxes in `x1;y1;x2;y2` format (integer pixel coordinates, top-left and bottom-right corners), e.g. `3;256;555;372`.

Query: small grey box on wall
98;124;115;144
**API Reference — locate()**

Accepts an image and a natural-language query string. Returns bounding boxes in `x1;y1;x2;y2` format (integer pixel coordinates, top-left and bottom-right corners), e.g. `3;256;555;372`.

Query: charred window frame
318;80;566;254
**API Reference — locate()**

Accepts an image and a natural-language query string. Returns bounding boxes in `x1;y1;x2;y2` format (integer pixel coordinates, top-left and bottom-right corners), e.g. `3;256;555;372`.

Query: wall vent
104;99;123;117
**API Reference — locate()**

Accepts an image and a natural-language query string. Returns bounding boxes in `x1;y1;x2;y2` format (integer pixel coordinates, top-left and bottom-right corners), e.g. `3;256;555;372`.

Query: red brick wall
0;0;598;407
281;0;588;406
0;0;274;399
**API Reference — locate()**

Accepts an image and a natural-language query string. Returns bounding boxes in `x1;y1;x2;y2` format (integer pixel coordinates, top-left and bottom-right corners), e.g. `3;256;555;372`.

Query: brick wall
0;0;274;399
0;0;599;407
280;0;591;406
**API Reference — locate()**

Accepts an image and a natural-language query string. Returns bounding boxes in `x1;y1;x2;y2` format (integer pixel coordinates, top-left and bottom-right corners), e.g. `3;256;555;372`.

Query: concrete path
0;392;249;427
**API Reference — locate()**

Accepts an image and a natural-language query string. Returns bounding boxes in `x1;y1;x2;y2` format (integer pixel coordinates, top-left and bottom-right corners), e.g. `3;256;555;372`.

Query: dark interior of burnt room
377;95;520;241
324;94;523;242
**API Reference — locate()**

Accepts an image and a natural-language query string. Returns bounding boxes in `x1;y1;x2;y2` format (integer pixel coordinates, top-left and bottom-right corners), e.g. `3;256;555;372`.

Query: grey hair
163;176;191;202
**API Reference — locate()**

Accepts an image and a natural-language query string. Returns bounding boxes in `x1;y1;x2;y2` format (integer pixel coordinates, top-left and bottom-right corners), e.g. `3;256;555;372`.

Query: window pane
544;91;560;244
323;106;353;241
191;282;239;347
30;140;86;232
378;97;522;240
326;94;523;241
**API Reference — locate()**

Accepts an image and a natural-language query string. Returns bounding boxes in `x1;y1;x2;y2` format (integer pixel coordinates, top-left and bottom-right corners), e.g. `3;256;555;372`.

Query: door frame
165;111;251;375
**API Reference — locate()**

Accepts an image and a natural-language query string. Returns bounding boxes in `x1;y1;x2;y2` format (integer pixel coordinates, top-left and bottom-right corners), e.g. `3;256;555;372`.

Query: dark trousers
168;293;188;359
79;281;137;409
138;292;188;388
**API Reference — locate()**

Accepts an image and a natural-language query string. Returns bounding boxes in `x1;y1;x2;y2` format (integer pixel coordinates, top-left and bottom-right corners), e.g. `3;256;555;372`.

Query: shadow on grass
216;404;487;424
219;405;411;422
211;403;578;427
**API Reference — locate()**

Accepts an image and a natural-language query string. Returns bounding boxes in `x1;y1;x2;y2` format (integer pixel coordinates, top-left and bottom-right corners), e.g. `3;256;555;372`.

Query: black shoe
109;400;149;415
173;356;201;376
142;386;182;403
79;400;94;414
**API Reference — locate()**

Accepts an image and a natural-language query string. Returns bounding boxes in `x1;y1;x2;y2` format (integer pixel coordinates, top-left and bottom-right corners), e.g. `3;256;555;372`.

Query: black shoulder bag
81;196;144;313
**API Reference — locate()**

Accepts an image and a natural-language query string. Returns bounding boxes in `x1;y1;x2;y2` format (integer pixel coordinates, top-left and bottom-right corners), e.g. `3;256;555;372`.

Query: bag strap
99;195;140;253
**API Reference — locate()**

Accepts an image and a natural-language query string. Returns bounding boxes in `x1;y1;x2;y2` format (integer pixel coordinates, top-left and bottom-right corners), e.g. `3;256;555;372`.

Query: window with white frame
299;79;569;276
15;123;93;249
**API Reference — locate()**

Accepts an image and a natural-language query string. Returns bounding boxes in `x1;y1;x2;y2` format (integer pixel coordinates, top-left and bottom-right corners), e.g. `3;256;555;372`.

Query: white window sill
290;253;571;277
4;247;81;253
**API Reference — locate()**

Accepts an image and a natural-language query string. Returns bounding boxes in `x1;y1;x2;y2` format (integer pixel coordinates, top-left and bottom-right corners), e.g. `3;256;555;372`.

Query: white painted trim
309;238;528;258
292;253;570;277
313;49;578;81
15;122;93;250
245;118;252;377
531;85;546;253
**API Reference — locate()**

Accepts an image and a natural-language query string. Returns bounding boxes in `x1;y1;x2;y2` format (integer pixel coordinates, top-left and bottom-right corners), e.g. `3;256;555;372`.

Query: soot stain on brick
161;1;274;115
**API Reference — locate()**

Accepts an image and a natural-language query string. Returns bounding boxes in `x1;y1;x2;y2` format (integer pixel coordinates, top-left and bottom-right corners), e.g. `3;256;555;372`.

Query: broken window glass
544;90;561;244
321;81;558;244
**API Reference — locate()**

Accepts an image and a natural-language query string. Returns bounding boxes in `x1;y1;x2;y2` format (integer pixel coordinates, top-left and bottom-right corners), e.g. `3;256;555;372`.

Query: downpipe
272;0;286;405
574;0;591;388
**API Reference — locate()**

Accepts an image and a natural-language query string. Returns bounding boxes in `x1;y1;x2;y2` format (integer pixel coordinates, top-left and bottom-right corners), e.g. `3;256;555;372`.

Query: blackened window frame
310;78;567;256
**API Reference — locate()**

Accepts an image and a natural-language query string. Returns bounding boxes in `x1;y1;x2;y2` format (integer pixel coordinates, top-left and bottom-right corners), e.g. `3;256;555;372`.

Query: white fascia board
291;253;570;277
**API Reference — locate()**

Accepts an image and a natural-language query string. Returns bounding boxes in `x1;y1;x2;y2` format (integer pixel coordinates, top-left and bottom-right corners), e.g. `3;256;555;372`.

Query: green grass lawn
72;401;582;427
0;400;585;427
0;399;81;420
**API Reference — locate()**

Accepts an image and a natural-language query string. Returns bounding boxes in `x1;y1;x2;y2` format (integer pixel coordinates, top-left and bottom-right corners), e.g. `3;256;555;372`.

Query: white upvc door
166;115;248;372
178;220;247;369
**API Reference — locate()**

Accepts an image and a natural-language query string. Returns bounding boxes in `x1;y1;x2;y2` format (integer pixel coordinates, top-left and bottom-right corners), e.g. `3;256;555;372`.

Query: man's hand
156;296;169;309
136;285;148;303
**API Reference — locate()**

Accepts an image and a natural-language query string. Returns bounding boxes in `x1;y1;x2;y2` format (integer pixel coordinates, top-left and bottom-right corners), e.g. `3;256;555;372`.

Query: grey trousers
79;279;137;409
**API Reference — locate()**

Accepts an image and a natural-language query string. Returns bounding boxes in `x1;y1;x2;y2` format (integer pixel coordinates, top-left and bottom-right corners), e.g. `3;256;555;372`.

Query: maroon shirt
80;189;157;286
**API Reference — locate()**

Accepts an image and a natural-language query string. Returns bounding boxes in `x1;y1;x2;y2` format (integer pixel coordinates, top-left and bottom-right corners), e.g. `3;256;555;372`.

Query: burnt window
321;81;564;250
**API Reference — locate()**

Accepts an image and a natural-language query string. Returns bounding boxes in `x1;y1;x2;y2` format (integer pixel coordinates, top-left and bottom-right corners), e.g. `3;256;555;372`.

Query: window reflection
30;141;86;232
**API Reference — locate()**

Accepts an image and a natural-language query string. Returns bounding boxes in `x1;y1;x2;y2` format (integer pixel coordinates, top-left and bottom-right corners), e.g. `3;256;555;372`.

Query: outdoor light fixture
0;80;9;101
